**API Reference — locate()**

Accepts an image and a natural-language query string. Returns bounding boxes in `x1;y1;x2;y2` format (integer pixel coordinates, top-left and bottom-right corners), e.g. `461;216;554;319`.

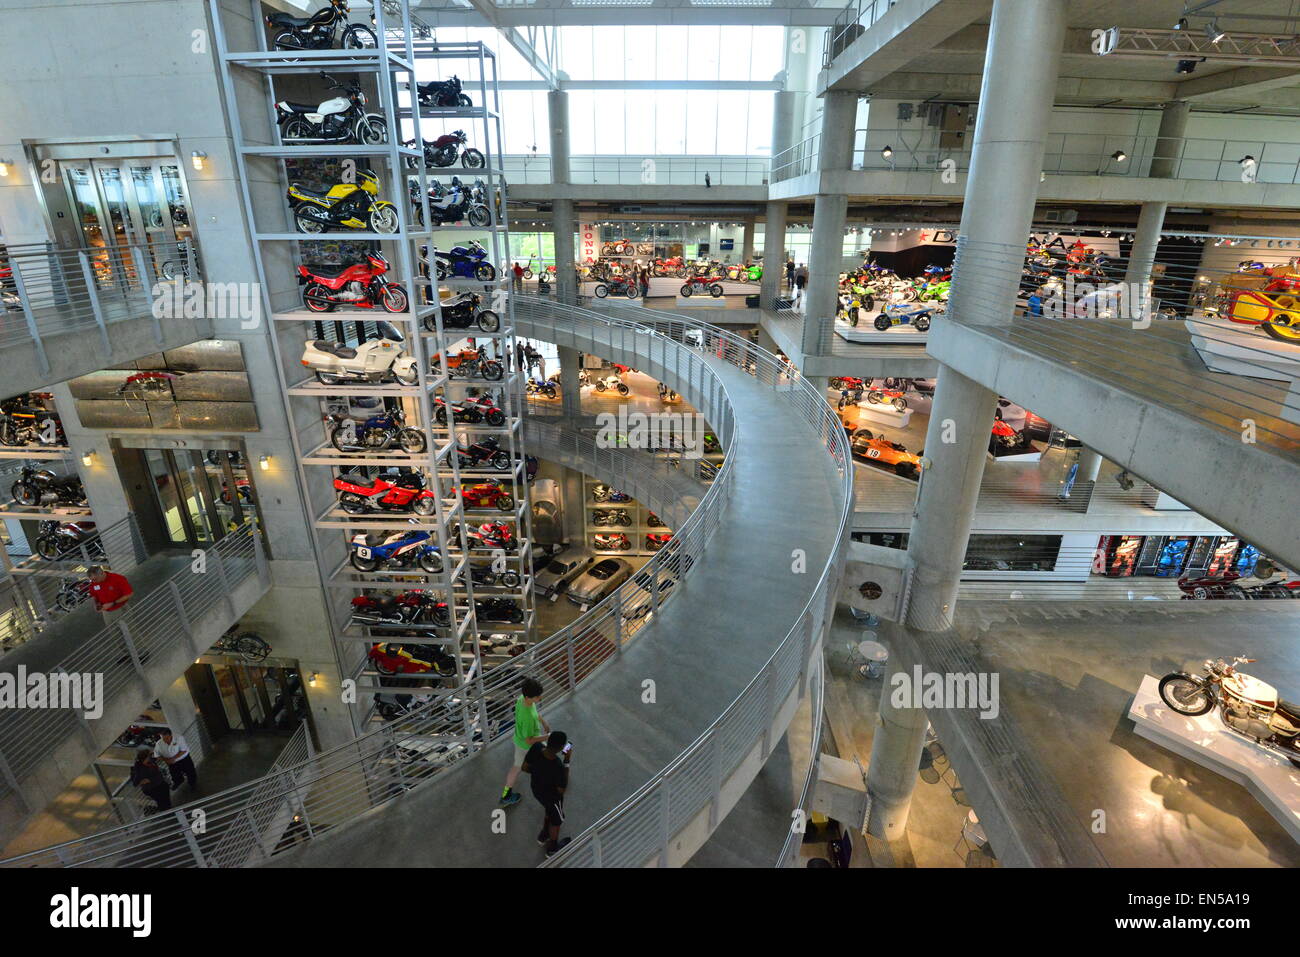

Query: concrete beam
1177;66;1300;101
507;184;771;205
866;70;1178;104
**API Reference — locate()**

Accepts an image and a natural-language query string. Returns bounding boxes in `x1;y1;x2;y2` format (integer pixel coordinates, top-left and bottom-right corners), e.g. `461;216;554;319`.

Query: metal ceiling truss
416;0;842;27
1097;27;1300;66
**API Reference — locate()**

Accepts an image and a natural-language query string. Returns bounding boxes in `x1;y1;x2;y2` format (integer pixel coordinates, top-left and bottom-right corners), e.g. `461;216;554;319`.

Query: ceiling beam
453;0;559;86
1177;66;1300;100
865;71;1178;104
416;0;843;27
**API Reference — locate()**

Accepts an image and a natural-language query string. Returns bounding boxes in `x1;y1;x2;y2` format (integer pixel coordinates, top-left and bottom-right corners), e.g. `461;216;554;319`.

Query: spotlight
81;450;96;467
0;160;10;177
1174;17;1188;30
1205;19;1225;43
1175;58;1202;74
1115;470;1135;491
190;150;207;171
259;454;270;470
881;146;893;159
1111;150;1128;163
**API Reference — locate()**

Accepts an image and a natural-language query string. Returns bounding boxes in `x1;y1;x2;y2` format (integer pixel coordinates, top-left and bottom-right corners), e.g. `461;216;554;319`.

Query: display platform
853;402;913;429
1129;673;1300;843
834;319;930;344
1186;313;1300;425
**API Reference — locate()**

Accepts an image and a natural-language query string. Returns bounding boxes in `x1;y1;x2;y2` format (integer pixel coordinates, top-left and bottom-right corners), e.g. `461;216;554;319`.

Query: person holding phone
522;730;571;857
500;678;548;807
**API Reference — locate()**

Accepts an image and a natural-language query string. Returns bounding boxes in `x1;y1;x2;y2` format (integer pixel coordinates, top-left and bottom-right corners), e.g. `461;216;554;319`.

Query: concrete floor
952;599;1300;867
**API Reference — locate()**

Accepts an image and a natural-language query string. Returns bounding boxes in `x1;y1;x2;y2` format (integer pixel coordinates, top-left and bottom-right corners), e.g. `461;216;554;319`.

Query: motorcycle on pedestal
326;407;426;454
416;75;472;109
275;72;386;145
300;322;419;386
1159;656;1300;768
266;0;378;52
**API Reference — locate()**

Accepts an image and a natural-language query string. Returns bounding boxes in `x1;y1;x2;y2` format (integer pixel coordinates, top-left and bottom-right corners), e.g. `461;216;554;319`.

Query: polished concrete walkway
273;328;844;867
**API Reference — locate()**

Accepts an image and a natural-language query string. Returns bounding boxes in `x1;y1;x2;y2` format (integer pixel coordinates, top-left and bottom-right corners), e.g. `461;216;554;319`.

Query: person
130;748;171;813
154;728;197;792
638;265;649;299
794;264;809;304
512;261;524;293
704;172;711;188
88;565;133;626
522;730;571;856
525;343;542;373
785;258;795;289
500;678;548;806
515;341;526;371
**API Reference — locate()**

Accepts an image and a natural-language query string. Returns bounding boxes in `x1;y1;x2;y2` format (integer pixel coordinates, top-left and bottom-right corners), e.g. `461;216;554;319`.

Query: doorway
186;661;310;736
137;448;255;549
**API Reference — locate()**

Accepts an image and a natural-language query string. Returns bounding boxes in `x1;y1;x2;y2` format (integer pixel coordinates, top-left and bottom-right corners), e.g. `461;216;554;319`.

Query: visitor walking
512;261;525;293
522;730;572;856
794;264;809;305
785;258;795;289
154;728;197;792
88;565;133;627
515;341;526;372
130;748;171;813
638;265;649;299
500;678;548;807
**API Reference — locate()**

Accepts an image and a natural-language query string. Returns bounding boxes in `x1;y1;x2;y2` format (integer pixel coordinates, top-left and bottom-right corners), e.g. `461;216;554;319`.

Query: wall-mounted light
881;146;893;159
1205;19;1226;43
308;671;319;687
0;159;11;177
191;150;207;171
1111;150;1128;163
259;454;270;470
81;450;96;467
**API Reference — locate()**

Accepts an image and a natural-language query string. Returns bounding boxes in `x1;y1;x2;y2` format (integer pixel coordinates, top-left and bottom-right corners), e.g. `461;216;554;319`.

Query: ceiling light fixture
881;146;893;159
1111;150;1128;163
1205;19;1226;43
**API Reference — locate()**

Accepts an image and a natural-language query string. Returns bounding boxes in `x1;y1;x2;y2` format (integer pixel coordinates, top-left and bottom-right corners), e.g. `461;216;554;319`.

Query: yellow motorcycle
287;168;399;234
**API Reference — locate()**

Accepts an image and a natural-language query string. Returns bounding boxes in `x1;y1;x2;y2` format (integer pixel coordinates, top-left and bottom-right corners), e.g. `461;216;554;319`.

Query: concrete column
548;89;577;305
1123;201;1167;321
1149;99;1190;180
800;90;858;357
771;89;797;179
741;219;756;263
759;201;787;310
557;345;582;417
865;655;931;840
1077;446;1103;483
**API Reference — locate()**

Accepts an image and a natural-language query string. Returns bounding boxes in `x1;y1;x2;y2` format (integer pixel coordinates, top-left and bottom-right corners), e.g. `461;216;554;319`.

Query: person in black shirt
522;730;571;857
130;748;172;813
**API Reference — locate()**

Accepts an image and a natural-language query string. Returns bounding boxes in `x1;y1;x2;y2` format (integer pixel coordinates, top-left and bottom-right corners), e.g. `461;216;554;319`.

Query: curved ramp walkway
272;300;850;868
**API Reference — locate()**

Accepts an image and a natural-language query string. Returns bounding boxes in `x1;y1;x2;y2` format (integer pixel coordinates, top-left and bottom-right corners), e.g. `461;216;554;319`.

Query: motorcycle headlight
357;92;366;107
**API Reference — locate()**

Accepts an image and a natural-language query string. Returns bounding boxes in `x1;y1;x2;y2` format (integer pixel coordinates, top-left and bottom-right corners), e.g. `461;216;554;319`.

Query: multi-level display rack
210;0;535;738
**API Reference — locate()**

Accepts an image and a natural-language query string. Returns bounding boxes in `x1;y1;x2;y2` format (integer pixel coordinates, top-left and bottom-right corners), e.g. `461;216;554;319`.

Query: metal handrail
775;651;825;867
501;154;772;186
823;0;894;68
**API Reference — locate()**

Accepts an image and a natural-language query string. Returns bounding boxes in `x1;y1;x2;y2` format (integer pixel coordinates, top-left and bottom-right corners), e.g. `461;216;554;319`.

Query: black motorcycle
592;508;632;528
466;564;522;589
275;72;386;145
266;0;377;52
422;292;500;333
12;466;87;508
455;437;511;472
475;597;524;624
406;131;485;170
35;521;103;561
416;75;472;109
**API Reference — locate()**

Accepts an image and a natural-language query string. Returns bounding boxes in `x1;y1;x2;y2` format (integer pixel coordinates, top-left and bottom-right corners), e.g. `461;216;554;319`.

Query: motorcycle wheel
281;117;313;143
303;283;334;312
369;206;399;234
55;593;81;613
356;114;387;145
35;536;62;561
617;384;629;396
675;268;687;279
339;493;368;515
435;261;449;281
1158;674;1215;716
873;314;891;331
382;284;409;313
892;397;908;412
594;284;609;299
0;421;18;446
329;427;355;452
393;365;420;386
272;31;305;53
474;263;497;281
866;391;884;405
350;551;379;571
419;552;443;574
595;383;606;392
373;658;398;676
680;285;693;297
481;361;504;381
523;269;533;280
413;497;437;516
398;429;427;453
500;570;521;588
709;284;723;298
490;452;511;471
475;310;500;333
457;94;473;107
460;149;485;169
468;206;491;228
625;286;640;299
496;495;515;511
11;482;39;507
915;315;932;332
342;24;378;49
543;386;556;399
295;211;326;234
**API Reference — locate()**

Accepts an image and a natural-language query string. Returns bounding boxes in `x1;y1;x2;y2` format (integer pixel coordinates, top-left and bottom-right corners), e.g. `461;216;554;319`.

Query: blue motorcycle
1154;538;1191;578
350;530;443;573
428;240;496;282
326;408;426;454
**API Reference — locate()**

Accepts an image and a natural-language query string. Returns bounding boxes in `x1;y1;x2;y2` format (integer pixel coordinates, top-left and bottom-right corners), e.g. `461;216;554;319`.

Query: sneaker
537;830;549;845
545;837;572;858
499;790;521;807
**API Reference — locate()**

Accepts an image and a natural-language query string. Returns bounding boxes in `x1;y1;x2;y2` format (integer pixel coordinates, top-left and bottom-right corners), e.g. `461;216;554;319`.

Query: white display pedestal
1129;674;1300;843
674;295;729;309
854;403;913;430
1186;314;1300;425
834;319;930;345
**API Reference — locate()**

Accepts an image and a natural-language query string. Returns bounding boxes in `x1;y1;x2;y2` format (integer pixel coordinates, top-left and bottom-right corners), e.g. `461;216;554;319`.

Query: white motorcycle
1159;656;1300;769
299;321;419;386
593;373;629;396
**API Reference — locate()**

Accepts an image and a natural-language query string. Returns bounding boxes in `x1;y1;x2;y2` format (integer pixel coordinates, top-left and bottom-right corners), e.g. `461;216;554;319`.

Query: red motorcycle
463;394;506;427
350;591;448;628
458;482;515;511
334;471;438;515
645;533;673;551
367;641;456;677
465;521;516;551
679;276;724;299
300;252;409;313
593;275;641;299
653;257;688;279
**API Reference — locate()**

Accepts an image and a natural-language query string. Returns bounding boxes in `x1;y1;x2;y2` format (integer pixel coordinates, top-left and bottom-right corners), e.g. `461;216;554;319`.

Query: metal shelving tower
210;0;536;738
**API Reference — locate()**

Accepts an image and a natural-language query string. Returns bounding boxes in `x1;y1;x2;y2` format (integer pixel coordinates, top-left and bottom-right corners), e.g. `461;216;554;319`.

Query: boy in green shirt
500;678;548;806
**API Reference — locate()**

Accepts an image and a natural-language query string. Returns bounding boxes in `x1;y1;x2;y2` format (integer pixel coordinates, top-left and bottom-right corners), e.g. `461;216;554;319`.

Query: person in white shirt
153;729;197;792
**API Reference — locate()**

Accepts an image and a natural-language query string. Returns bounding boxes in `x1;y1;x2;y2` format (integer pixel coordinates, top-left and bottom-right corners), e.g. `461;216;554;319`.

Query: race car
850;429;922;479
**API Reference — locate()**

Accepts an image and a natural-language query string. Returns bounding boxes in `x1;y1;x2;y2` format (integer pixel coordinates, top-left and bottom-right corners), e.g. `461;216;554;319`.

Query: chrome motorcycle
1159;656;1300;769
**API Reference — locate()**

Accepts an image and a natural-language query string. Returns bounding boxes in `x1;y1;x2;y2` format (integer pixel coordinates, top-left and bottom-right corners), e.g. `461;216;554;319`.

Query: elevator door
142;449;253;549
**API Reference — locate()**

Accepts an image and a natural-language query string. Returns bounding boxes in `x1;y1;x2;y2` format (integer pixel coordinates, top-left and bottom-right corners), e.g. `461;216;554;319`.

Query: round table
857;640;888;677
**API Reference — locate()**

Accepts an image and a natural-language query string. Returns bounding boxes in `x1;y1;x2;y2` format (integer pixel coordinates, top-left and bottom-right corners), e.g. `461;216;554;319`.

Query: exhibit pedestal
1129;674;1300;843
1186;314;1300;425
834;320;930;345
854;403;913;430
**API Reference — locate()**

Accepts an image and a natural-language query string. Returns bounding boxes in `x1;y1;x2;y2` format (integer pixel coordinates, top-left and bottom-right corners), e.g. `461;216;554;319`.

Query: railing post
759;663;776;760
116;622;147;684
211;546;240;621
174;808;207;867
129;245;165;343
9;261;51;377
77;250;113;356
0;744;29;810
657;777;672;867
169;579;202;657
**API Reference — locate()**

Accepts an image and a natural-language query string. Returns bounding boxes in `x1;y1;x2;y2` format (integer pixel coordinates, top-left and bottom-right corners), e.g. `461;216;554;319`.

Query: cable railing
0;238;200;362
0;523;263;808
501;154;772;187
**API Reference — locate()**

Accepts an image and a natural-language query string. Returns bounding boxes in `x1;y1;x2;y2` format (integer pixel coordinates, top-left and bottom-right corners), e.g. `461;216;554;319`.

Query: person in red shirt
88;565;133;626
512;261;524;293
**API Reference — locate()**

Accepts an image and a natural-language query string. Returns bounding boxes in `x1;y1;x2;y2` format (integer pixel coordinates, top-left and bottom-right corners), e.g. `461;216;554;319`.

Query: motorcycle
645;533;673;551
275;72;385;145
422;292;499;333
12;466;87;508
300;322;419;386
593;373;629;396
653;257;689;279
454;437;511;472
326;407;426;454
874;302;934;332
54;578;92;613
591;484;631;503
410;176;490;228
415;75;472;109
593;276;640;300
427;241;496;282
368;641;456;677
114;724;162;750
266;0;377;52
475;597;524;624
465;563;521;589
1177;573;1300;601
1159;656;1300;768
34;521;101;561
458;482;515;511
646;511;666;528
300;251;408;313
526;377;557;399
349;530;442;573
435;347;504;381
462;394;506;427
465;521;516;551
592;533;631;551
406;130;485;169
592;508;632;527
0;393;65;448
657;382;679;403
680;276;724;298
334;470;438;515
351;591;446;629
865;387;910;413
287;168;399;234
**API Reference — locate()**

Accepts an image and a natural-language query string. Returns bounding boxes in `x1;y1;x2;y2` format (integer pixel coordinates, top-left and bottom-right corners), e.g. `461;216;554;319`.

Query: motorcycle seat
1278;699;1300;722
268;13;313;27
290;184;331;200
278;101;321;114
440;293;475;309
311;340;357;358
304;263;352;279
